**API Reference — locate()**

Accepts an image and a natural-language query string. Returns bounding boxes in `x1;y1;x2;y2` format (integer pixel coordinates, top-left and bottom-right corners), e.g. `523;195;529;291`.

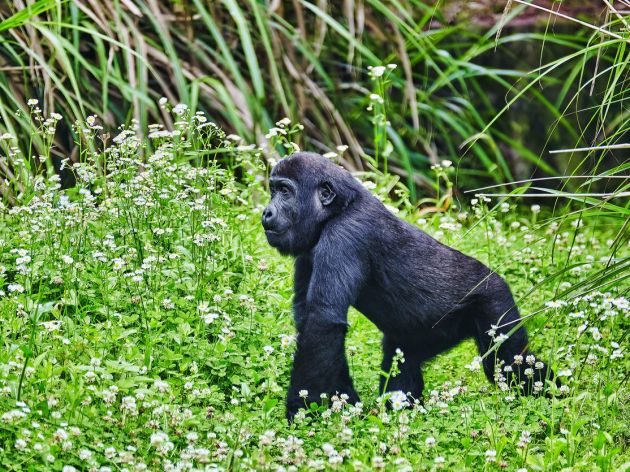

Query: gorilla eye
271;183;291;198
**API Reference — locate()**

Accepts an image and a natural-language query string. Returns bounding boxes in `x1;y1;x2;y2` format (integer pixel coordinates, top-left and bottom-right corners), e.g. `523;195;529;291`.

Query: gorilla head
262;152;358;256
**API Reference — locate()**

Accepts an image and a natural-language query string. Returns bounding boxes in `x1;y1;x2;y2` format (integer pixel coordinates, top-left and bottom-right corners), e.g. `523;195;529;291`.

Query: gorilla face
261;176;300;253
262;153;351;256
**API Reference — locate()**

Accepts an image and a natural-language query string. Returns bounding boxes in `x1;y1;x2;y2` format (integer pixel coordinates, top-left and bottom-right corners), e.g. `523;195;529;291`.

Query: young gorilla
262;152;555;420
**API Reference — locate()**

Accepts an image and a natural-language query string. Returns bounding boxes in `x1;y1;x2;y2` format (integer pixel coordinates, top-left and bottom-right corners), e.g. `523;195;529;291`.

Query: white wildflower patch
0;109;624;471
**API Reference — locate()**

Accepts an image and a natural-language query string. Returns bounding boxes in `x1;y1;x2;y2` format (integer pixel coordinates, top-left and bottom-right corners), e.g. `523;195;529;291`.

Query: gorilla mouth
265;229;287;236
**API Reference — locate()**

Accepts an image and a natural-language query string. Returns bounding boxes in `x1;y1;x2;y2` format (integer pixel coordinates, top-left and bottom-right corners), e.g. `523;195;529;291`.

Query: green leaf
263;398;278;413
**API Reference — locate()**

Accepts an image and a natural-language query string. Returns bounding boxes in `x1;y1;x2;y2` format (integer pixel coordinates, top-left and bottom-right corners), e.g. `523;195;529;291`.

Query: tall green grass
0;0;608;203
466;1;630;300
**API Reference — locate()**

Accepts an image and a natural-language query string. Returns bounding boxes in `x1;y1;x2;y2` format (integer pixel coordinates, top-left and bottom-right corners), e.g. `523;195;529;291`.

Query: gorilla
262;152;555;420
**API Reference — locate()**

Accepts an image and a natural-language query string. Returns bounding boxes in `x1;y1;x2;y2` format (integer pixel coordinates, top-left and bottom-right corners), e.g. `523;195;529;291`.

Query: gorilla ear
319;182;336;206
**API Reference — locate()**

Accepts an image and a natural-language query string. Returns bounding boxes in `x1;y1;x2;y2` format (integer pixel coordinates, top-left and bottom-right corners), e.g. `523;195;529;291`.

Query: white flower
487;325;497;338
280;334;294;349
425;436;436;447
589;327;602;340
27;99;38;106
83;371;97;383
202;312;219;324
149;429;170;444
53;428;68;442
369;93;383;103
121;396;137;414
495;333;509;344
259;430;275;446
298;389;309;398
102;389;116;404
14;438;27;450
16;256;31;267
8;284;25;293
518;430;531;448
372;456;385;468
40;320;62;332
79;449;92;460
322;443;337;457
2;409;27;423
465;356;482;373
485;449;497;462
441;160;452;168
153;379;169;393
389;390;409;410
531;204;541;214
173;103;188;115
61;255;74;265
322;152;337;159
329;454;343;465
545;300;567;309
148;129;172;139
369;65;387;78
150;431;174;455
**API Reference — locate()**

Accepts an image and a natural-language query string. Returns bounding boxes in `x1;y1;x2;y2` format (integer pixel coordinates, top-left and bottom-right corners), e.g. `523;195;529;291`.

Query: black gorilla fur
262;152;555;420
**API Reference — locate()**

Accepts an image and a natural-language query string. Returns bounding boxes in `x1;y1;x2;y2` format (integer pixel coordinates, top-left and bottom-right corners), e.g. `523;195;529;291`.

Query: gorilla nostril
262;207;275;228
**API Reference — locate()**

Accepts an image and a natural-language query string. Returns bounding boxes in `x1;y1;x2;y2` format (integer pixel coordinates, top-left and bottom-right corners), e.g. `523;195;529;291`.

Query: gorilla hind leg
473;282;556;395
380;336;424;402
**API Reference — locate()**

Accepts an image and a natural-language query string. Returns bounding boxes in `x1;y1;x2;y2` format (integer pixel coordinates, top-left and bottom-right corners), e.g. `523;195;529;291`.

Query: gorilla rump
262;152;555;420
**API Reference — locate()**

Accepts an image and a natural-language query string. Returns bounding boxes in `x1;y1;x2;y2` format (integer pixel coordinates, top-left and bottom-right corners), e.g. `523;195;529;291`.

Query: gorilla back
262;152;556;420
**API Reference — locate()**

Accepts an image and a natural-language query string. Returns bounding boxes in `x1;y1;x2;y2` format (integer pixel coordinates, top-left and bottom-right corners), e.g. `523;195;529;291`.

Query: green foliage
0;108;627;470
0;1;628;469
1;0;621;195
